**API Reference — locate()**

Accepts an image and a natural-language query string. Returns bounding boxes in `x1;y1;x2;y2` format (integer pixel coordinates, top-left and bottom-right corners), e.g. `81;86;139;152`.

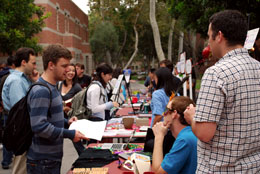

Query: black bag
3;82;52;156
72;148;119;168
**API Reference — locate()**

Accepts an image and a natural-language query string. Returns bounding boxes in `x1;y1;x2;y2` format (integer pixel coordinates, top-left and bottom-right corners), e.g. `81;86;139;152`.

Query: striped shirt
27;77;75;161
195;48;260;173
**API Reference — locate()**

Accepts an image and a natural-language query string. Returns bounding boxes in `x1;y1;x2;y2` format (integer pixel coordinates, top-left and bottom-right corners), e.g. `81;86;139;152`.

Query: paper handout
69;119;107;141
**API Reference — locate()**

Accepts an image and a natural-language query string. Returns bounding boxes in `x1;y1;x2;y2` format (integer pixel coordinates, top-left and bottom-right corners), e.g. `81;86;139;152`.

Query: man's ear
217;31;224;43
48;61;54;70
172;110;178;119
21;59;27;66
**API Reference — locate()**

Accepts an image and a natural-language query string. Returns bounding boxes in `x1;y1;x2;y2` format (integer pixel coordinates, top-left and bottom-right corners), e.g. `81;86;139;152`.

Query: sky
71;0;89;14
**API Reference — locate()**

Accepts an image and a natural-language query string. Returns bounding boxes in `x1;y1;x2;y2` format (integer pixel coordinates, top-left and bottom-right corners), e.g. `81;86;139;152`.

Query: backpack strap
27;82;52;118
84;81;106;107
57;81;62;91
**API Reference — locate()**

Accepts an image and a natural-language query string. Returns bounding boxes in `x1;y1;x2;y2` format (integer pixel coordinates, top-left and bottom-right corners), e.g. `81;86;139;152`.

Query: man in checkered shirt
184;10;260;173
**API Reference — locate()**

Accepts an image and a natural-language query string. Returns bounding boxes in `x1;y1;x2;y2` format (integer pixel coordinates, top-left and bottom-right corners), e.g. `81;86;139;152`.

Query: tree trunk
168;18;176;61
149;0;166;62
100;0;104;19
124;25;138;69
116;30;127;61
106;50;112;66
123;1;144;70
178;31;184;60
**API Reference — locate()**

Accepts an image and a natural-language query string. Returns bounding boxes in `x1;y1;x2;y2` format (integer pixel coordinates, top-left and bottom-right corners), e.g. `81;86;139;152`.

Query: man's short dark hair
7;55;16;67
76;63;85;70
170;96;195;126
150;68;156;74
14;47;35;67
209;10;247;46
159;59;173;72
42;44;72;70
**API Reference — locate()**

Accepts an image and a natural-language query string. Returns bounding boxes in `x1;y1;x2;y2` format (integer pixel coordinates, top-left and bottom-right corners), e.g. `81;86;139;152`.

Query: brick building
34;0;93;74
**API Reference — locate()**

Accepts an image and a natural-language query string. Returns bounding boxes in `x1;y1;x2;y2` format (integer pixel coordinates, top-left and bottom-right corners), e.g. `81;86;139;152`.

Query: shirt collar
218;48;248;63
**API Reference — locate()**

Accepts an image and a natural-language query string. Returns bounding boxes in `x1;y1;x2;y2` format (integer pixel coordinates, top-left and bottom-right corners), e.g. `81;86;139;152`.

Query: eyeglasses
163;108;173;116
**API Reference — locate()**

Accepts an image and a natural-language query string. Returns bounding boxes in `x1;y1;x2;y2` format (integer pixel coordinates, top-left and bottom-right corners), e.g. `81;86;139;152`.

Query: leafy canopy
167;0;260;37
0;0;49;55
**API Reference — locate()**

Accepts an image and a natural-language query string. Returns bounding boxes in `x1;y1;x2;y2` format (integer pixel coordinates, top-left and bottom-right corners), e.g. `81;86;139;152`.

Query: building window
56;7;59;31
75;20;80;36
65;13;70;33
75;53;80;62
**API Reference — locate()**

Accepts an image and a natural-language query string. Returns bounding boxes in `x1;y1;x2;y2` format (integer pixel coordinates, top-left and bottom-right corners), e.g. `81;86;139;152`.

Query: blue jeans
1;115;13;167
26;159;61;174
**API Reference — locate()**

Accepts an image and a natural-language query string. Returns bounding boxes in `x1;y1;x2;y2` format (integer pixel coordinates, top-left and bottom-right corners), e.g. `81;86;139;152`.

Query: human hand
63;106;71;113
113;102;119;108
152;122;168;139
73;130;89;142
184;104;196;125
30;69;40;82
68;116;78;125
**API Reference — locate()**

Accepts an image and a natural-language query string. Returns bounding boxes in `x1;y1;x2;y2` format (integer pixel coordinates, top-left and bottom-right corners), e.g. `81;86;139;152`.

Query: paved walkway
0;139;79;174
0;80;146;173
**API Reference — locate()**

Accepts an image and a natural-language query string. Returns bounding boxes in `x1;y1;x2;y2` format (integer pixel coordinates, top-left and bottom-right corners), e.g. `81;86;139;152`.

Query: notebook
101;129;136;151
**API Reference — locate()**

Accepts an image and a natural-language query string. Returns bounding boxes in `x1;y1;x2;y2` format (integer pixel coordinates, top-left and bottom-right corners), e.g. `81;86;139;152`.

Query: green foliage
0;0;49;55
88;0;145;65
90;21;119;63
167;0;260;37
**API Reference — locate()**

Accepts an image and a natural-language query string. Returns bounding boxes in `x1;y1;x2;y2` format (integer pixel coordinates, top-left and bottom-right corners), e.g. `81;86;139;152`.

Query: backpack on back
3;82;52;156
67;82;105;119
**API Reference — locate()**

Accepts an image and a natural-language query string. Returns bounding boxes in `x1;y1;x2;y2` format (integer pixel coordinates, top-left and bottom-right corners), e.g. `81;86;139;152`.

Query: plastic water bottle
136;92;140;101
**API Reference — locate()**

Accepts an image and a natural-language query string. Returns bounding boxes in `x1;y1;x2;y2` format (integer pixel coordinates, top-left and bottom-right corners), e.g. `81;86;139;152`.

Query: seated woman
150;67;177;127
86;63;119;121
152;96;197;174
57;63;82;117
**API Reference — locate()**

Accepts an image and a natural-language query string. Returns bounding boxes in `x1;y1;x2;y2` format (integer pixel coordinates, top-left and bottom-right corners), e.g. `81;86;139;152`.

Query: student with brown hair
26;44;87;174
184;10;260;173
75;63;91;88
152;96;197;174
2;47;36;173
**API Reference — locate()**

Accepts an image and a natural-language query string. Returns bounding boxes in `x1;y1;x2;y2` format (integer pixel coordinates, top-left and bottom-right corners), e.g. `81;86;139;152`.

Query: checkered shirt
195;48;260;173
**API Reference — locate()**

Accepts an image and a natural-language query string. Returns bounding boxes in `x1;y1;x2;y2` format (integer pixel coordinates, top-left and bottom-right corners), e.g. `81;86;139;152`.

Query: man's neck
78;73;84;78
41;71;57;85
15;66;25;73
171;123;187;138
220;44;243;58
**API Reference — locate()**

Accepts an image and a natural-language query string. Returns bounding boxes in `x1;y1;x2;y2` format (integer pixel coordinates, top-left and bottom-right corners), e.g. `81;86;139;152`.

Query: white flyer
69;119;107;141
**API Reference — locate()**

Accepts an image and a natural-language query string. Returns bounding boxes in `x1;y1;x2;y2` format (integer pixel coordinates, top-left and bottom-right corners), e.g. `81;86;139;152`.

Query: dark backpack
67;82;105;119
3;82;52;156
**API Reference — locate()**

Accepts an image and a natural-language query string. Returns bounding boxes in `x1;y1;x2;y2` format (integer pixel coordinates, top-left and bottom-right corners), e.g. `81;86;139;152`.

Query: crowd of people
0;45;124;173
0;9;259;174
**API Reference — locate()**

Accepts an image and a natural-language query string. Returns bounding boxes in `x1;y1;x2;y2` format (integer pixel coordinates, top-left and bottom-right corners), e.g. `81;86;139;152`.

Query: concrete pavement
0;139;79;174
